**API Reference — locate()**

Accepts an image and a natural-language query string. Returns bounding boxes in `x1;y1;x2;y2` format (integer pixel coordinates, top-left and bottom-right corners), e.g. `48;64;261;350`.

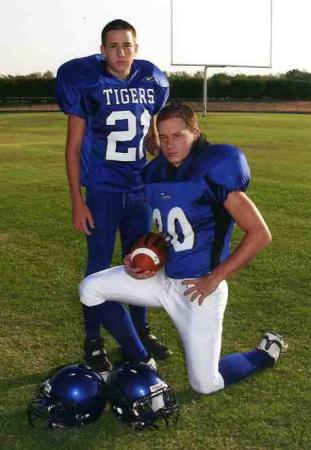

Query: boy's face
101;29;138;79
158;117;200;167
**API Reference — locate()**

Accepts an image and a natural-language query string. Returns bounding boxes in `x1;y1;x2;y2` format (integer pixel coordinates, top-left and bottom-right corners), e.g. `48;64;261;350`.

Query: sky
1;0;311;77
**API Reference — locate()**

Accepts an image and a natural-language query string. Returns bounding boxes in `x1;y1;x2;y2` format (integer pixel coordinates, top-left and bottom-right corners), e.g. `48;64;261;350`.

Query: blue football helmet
106;362;178;429
27;364;107;429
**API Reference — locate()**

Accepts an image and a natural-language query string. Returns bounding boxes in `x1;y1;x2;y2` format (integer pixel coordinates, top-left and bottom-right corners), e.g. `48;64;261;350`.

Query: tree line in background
0;69;311;102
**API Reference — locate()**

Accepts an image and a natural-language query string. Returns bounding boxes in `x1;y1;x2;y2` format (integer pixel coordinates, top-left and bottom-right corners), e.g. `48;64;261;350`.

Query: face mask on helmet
27;364;107;429
106;362;178;430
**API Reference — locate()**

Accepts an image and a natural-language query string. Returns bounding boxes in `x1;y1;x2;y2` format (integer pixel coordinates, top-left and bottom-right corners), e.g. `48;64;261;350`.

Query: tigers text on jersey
56;54;169;192
144;141;251;279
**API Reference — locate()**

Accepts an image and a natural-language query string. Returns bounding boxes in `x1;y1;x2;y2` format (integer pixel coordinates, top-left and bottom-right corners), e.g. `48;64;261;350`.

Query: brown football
130;232;169;272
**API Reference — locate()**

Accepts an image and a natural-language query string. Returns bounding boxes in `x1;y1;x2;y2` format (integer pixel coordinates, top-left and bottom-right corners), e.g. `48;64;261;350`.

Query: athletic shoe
117;350;157;370
257;331;288;362
84;337;113;380
143;357;157;371
138;325;172;361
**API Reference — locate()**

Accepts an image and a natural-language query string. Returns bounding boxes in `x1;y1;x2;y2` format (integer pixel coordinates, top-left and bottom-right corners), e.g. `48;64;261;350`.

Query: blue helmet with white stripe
106;362;178;429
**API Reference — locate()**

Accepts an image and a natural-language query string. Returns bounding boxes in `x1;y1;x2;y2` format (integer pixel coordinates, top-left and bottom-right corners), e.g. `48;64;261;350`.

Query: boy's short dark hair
101;19;136;44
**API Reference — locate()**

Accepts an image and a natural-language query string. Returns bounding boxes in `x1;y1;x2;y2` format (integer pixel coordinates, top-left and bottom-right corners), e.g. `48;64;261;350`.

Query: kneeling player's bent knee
79;275;106;307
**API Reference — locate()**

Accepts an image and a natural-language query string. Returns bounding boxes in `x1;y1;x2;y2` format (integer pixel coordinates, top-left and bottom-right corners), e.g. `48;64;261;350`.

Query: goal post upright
170;0;273;116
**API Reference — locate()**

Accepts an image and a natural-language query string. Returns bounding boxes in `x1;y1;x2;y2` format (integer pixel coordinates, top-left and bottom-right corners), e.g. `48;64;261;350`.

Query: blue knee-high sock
82;304;102;339
219;350;274;386
129;305;148;330
83;302;148;362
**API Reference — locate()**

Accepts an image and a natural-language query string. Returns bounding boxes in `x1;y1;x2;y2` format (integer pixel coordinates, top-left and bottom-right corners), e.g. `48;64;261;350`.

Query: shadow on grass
0;407;121;450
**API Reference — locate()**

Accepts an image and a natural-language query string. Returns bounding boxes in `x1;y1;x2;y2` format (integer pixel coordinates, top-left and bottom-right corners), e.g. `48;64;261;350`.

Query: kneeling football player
80;103;287;393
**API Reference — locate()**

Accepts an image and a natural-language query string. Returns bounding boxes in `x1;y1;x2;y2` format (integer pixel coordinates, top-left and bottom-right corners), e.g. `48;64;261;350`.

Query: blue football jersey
56;54;169;192
144;141;250;278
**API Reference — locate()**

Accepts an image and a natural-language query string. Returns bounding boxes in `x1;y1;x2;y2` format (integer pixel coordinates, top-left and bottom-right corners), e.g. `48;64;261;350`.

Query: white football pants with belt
80;266;228;394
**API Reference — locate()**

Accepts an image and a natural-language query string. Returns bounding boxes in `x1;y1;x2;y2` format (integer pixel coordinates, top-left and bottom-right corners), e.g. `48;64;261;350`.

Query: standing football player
56;19;171;375
80;103;287;393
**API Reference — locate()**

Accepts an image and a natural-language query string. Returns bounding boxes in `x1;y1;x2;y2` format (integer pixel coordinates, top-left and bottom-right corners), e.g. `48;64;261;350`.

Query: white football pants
80;266;228;394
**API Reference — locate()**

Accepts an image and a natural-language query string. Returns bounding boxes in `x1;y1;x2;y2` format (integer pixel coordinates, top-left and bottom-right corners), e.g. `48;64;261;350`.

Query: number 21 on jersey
106;109;150;162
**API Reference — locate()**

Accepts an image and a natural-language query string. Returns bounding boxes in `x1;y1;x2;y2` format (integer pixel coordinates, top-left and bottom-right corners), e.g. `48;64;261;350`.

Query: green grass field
0;112;310;450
